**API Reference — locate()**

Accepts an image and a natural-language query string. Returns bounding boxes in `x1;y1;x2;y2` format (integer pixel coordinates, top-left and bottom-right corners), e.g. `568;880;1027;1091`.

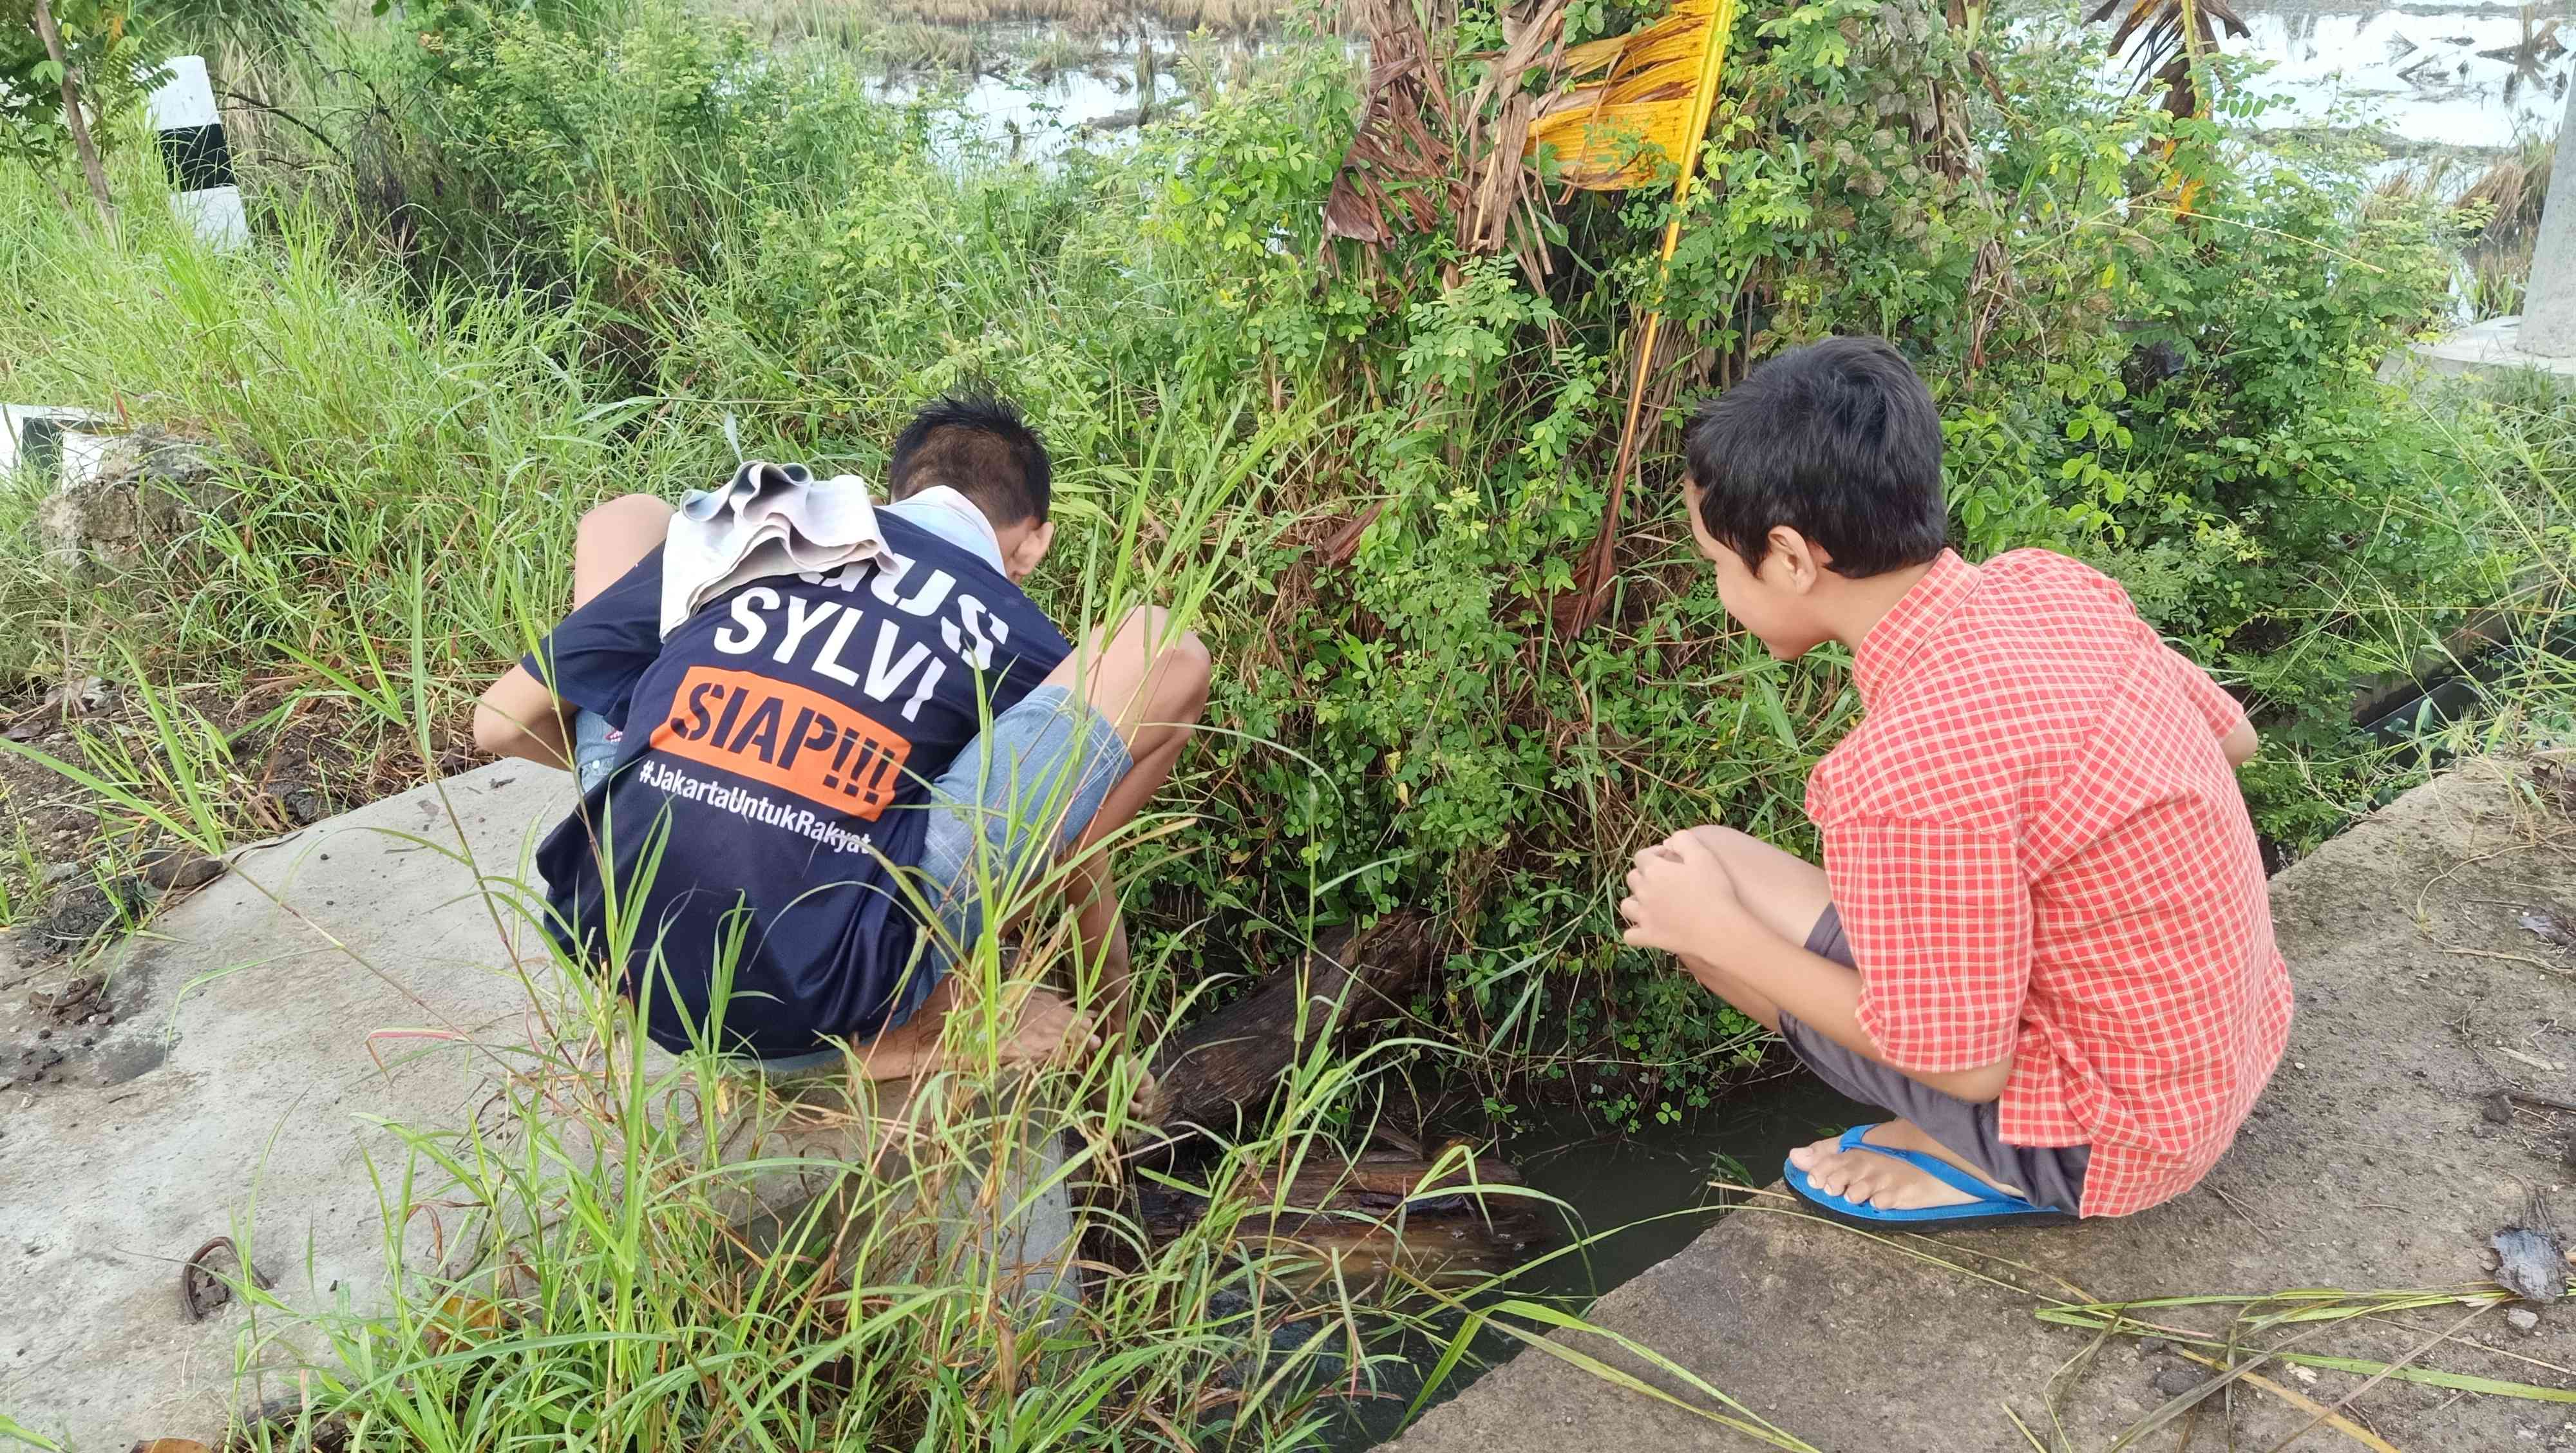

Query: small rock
139;851;224;894
2137;1336;2169;1355
2498;1226;2570;1304
35;1030;49;1041
2510;1307;2543;1333
33;428;229;581
2292;1365;2319;1383
2150;1365;2206;1397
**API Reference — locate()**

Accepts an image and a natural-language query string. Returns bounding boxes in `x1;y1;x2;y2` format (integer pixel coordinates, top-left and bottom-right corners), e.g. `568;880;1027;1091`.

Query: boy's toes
1786;1134;1841;1173
1828;1163;1873;1202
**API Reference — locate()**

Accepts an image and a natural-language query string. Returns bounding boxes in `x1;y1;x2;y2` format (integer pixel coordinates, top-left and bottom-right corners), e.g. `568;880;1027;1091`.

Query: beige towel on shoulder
659;461;884;638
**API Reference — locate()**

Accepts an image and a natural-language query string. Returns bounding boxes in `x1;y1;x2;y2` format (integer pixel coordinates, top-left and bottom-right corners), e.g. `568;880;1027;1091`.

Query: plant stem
29;0;117;228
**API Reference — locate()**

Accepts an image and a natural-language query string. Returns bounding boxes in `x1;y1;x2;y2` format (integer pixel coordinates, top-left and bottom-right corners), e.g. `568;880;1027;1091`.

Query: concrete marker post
145;55;249;249
2517;79;2576;357
2383;79;2576;384
1;405;108;485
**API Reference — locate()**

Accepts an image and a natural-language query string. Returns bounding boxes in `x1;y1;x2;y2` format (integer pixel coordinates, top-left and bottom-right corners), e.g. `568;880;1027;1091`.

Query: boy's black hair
887;391;1051;526
1681;335;1947;577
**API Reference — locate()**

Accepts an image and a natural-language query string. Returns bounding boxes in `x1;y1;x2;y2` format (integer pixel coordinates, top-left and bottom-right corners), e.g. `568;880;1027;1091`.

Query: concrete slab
0;762;1074;1450
0;766;594;1445
2384;316;2576;384
1396;763;2576;1452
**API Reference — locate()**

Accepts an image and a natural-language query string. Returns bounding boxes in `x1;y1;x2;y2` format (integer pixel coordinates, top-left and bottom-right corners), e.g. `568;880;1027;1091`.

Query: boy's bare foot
851;978;1101;1082
1785;1118;2024;1210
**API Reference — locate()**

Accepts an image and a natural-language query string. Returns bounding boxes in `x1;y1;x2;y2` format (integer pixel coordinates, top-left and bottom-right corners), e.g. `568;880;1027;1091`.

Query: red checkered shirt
1805;549;2291;1217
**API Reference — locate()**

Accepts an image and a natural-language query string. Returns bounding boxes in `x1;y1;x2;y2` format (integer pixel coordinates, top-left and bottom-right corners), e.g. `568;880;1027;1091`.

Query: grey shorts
571;685;1130;1072
1779;906;2091;1215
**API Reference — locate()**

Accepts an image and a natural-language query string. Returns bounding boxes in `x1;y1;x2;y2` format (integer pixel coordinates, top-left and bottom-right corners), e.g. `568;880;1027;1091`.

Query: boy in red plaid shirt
1618;336;2291;1225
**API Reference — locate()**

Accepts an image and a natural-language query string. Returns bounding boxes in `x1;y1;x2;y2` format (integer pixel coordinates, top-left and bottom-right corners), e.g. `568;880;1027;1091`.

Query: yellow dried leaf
422;1291;505;1353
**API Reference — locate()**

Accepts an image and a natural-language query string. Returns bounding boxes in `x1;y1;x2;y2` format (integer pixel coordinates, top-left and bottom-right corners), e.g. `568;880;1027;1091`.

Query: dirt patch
0;674;471;1103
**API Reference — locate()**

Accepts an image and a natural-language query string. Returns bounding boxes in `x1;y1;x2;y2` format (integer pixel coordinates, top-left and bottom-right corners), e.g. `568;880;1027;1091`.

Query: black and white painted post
144;55;247;249
0;405;109;486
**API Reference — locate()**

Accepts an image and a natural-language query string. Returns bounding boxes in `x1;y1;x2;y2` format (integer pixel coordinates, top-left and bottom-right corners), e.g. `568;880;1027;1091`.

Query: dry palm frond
2086;0;2247;120
1323;0;1464;247
1519;0;1739;636
1454;0;1573;273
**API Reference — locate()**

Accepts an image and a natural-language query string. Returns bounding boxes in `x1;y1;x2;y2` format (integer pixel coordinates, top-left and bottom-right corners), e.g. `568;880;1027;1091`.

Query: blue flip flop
1783;1125;2076;1229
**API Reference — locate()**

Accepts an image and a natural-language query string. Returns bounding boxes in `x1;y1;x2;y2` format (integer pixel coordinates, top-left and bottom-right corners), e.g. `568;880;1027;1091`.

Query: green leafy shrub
0;0;2544;1114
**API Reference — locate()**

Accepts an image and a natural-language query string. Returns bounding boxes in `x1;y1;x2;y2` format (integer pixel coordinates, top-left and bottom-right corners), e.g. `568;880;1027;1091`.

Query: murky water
873;28;1189;149
1308;1076;1870;1448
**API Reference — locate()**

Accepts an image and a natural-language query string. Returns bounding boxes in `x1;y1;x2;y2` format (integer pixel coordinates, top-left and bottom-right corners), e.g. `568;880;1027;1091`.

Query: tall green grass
2383;370;2576;755
0;353;1569;1448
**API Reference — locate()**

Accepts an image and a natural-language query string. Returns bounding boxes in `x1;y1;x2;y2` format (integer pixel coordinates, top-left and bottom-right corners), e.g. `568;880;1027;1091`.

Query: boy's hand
1619;831;1748;962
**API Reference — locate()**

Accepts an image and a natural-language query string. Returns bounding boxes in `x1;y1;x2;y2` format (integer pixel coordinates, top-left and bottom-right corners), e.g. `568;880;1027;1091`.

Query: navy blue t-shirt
526;513;1072;1056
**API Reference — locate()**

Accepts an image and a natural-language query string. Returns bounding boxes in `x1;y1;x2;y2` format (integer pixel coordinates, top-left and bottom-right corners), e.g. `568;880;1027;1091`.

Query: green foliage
1;0;164;182
381;0;916;322
0;0;2550;1123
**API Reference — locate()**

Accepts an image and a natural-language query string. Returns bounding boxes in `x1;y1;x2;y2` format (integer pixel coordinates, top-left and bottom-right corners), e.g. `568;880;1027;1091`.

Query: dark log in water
1131;915;1544;1281
1141;1145;1548;1283
1149;915;1434;1143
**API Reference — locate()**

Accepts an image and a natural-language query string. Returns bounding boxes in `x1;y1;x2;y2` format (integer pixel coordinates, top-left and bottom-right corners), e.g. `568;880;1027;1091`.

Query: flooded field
863;0;2576;156
2242;0;2576;147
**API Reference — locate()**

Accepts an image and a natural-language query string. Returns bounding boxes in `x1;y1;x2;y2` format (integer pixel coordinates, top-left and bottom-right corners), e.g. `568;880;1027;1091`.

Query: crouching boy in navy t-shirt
473;394;1210;1076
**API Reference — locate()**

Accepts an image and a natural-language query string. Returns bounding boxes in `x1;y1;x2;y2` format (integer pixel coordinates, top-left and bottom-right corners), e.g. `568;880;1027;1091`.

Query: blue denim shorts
571;709;622;795
569;685;1130;1072
904;684;1132;1002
